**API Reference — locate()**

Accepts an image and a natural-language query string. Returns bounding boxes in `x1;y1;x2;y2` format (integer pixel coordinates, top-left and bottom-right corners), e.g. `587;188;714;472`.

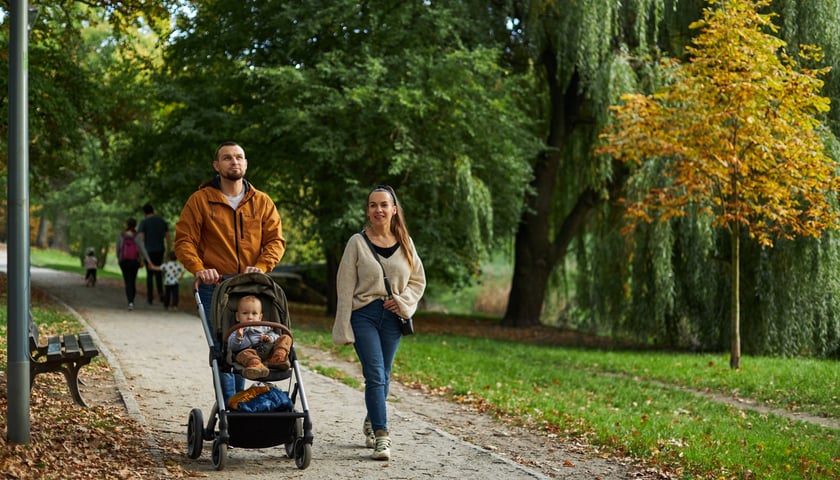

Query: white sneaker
371;430;390;461
128;302;134;311
363;417;375;448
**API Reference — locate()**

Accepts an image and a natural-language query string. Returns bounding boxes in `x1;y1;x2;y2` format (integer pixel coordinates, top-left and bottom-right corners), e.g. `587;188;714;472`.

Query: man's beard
221;171;244;181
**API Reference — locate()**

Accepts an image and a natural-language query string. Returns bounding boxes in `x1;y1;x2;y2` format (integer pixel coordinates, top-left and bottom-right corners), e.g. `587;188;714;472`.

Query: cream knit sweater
332;233;426;345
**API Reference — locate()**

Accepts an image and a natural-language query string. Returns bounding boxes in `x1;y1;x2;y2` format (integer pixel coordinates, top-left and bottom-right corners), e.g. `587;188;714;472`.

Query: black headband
371;185;397;205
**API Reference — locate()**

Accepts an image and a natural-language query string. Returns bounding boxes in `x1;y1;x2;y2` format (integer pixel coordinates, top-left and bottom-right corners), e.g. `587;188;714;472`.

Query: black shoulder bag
361;232;415;335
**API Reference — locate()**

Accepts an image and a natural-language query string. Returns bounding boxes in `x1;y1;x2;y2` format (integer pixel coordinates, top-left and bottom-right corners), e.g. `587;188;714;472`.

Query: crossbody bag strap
361;231;393;297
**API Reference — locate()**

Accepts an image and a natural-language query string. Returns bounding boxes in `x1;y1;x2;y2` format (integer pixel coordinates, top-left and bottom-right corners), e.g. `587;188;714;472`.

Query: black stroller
186;272;314;470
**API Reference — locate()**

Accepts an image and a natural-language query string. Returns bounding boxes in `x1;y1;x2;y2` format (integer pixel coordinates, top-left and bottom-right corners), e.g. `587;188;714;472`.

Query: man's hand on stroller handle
194;268;222;286
192;266;266;290
194;266;260;283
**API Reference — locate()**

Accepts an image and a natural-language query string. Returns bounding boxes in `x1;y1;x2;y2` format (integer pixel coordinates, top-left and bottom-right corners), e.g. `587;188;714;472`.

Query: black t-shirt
138;215;169;253
374;242;399;258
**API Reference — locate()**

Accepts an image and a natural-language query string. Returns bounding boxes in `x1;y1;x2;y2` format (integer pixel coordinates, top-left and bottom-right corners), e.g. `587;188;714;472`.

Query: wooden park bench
28;321;99;407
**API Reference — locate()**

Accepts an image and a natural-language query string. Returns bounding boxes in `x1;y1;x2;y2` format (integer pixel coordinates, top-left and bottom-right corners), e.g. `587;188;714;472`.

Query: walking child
149;251;185;310
83;248;98;287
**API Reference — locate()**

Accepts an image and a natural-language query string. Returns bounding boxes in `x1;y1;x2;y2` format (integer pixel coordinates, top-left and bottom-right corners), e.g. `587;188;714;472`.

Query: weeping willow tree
502;0;707;326
577;0;840;358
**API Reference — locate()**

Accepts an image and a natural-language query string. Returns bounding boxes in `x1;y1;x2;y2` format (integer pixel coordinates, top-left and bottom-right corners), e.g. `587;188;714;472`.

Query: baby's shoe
266;334;292;370
235;349;269;379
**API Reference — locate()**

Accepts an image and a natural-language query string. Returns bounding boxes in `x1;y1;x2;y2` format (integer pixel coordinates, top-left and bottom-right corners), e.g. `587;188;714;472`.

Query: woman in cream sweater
333;185;426;461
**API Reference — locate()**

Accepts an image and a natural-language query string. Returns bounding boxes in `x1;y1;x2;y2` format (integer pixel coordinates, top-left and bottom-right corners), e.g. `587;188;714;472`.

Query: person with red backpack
117;217;145;310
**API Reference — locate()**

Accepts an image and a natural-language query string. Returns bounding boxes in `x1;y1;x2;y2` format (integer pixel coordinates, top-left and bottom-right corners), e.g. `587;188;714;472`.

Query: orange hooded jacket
174;176;285;276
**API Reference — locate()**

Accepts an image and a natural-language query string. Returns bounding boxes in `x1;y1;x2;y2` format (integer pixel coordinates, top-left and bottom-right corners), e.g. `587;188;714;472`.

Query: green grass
30;247;137;282
30;247;198;295
291;326;840;479
308;365;362;389
24;247;840;478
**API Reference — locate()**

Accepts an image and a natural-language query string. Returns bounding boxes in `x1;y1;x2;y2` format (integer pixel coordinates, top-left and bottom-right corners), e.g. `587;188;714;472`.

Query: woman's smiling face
367;191;396;227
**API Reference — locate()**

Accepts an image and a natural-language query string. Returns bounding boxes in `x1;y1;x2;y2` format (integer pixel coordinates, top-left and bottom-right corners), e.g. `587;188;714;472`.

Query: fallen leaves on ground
0;367;192;480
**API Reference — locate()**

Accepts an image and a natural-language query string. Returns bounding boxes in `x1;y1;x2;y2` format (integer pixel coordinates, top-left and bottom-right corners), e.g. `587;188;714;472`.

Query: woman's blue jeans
351;300;403;433
199;283;245;407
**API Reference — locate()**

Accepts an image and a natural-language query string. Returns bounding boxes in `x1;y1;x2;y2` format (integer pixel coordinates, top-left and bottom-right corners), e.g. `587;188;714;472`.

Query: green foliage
125;0;541;287
498;0;711;328
0;2;172;251
778;0;840;132
7;0;840;361
743;235;840;357
582;194;840;357
1;2;169;188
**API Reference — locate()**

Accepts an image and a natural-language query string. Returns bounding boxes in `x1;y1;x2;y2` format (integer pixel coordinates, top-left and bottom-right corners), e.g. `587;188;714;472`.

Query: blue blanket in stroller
237;387;293;413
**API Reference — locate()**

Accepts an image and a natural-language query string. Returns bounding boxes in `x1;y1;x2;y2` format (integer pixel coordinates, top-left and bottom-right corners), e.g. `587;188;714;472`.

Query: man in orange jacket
175;141;286;407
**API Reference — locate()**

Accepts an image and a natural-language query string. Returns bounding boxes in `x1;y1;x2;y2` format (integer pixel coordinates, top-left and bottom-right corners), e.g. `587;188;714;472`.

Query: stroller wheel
187;408;204;459
285;417;303;458
295;440;312;470
211;439;228;470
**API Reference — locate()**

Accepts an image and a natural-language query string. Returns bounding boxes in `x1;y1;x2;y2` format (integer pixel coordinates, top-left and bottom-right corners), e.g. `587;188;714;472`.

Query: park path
5;246;651;479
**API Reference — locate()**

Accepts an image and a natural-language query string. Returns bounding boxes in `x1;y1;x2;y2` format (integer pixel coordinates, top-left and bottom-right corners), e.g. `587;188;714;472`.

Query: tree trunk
730;227;741;369
502;44;575;327
35;211;50;249
52;209;69;252
504;181;602;326
503;43;628;327
505;204;555;327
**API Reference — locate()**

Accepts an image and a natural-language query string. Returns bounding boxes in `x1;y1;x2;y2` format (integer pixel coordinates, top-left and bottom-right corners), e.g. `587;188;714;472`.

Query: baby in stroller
227;294;293;379
188;273;314;470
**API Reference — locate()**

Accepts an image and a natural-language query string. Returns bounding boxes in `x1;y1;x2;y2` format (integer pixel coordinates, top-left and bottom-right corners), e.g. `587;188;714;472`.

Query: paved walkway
20;261;560;480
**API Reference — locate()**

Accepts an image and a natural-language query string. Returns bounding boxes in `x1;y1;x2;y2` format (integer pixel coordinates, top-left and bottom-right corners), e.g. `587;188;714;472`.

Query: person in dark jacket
137;203;172;306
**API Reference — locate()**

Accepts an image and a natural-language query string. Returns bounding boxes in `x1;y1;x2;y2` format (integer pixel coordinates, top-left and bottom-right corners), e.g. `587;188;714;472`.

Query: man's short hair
142;203;154;215
215;141;242;160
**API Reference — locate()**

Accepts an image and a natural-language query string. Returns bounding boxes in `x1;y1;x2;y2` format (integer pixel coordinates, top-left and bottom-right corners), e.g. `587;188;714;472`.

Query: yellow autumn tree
599;0;839;369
